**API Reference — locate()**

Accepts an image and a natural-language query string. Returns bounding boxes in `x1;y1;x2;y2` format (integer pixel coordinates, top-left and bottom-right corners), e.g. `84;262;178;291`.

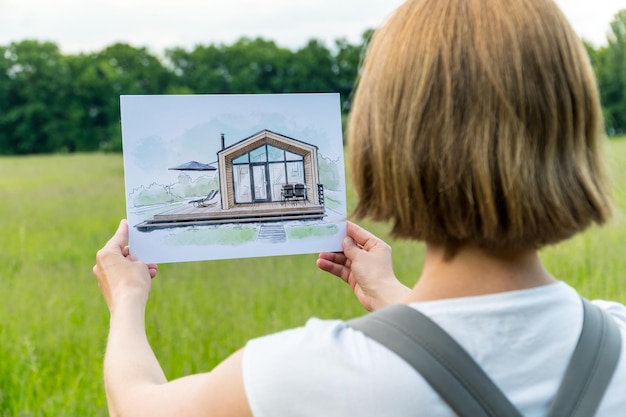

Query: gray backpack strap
546;298;622;417
348;304;524;417
348;298;622;417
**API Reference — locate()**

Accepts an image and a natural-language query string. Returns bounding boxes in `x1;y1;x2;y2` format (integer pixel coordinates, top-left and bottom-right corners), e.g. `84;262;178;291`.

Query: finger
346;221;380;249
318;252;351;274
318;251;348;265
104;219;129;252
316;258;350;282
342;236;365;260
147;264;158;279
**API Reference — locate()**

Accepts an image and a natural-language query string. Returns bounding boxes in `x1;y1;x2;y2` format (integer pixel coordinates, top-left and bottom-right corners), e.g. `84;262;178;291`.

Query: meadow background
0;137;624;416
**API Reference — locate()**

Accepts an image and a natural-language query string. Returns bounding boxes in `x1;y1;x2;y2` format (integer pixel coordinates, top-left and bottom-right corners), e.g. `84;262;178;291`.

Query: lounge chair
189;190;218;207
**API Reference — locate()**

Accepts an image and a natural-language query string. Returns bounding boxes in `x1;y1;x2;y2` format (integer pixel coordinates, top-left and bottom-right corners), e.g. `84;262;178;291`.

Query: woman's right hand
317;221;411;311
93;219;158;313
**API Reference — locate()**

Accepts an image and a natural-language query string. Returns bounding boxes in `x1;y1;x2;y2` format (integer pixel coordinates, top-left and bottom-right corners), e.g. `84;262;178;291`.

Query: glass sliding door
233;165;251;203
269;163;286;201
252;164;269;202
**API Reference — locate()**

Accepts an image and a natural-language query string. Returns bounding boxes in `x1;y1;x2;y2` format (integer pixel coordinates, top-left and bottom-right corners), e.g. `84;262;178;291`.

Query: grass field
0;138;625;416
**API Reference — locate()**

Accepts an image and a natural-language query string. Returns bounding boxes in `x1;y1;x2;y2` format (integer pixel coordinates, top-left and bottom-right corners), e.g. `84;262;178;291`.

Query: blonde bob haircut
348;0;612;249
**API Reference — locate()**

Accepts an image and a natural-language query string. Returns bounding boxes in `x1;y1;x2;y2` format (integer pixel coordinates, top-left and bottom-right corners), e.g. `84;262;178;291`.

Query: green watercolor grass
286;224;339;240
164;226;259;246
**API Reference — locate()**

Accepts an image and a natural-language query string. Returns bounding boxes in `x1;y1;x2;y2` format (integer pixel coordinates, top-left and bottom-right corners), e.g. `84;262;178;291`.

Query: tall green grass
541;138;626;299
0;138;624;415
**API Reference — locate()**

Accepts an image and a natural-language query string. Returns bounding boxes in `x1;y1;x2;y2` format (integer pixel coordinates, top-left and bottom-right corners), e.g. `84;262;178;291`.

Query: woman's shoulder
242;317;429;417
592;299;626;328
243;316;395;370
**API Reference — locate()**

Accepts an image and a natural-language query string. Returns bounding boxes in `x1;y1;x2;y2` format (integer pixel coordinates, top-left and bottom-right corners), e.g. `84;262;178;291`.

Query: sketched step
257;223;287;244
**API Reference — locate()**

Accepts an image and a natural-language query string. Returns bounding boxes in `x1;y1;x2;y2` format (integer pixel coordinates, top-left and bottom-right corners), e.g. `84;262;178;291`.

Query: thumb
342;236;361;259
105;219;129;252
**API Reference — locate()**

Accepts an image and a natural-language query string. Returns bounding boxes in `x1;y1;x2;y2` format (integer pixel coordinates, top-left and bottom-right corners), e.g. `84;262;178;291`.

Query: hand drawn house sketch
121;93;346;264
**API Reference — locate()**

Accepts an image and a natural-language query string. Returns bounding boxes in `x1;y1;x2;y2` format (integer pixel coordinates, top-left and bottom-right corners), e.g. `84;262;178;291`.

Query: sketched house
218;129;322;207
136;129;326;231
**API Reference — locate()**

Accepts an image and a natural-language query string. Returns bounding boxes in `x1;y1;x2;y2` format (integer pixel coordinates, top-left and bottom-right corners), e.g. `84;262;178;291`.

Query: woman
93;0;626;415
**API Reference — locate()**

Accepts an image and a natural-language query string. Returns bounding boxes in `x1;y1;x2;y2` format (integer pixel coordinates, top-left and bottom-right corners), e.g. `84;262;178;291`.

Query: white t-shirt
242;282;626;416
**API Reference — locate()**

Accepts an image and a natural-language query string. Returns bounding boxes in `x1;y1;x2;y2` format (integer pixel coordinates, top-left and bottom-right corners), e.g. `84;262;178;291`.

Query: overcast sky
0;0;623;54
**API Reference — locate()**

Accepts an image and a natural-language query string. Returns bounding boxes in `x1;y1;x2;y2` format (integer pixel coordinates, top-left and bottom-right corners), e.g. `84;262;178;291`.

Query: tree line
585;10;626;137
0;10;624;155
0;32;369;155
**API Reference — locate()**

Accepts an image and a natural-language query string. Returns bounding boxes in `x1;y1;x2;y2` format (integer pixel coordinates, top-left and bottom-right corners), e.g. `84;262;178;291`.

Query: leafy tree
63;52;116;152
604;10;626;133
0;34;367;154
223;37;294;93
89;43;173;150
0;41;71;154
166;44;231;93
333;30;373;112
166;36;363;110
287;39;336;93
590;10;626;134
0;41;172;153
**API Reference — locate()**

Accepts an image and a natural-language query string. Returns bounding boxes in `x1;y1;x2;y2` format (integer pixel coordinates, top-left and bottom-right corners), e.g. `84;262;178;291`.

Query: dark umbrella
168;161;217;171
167;160;219;204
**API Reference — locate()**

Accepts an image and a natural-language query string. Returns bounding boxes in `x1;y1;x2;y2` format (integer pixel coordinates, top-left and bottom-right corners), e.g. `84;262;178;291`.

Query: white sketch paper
120;93;347;264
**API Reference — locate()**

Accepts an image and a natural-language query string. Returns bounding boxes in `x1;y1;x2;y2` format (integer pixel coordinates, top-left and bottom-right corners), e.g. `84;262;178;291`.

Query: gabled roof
217;129;318;157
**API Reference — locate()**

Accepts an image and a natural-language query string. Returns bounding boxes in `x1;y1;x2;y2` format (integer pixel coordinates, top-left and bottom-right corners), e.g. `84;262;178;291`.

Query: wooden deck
135;200;326;232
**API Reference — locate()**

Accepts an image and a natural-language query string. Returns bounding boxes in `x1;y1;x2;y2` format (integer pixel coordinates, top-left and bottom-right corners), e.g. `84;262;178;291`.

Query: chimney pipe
220;133;225;150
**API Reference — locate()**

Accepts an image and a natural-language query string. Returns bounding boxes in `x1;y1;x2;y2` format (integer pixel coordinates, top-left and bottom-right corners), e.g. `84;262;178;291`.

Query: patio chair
281;184;294;205
189;190;218;207
294;183;307;203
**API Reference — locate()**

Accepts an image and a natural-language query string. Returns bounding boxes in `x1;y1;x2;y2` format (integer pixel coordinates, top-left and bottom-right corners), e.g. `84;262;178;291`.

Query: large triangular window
231;144;306;203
